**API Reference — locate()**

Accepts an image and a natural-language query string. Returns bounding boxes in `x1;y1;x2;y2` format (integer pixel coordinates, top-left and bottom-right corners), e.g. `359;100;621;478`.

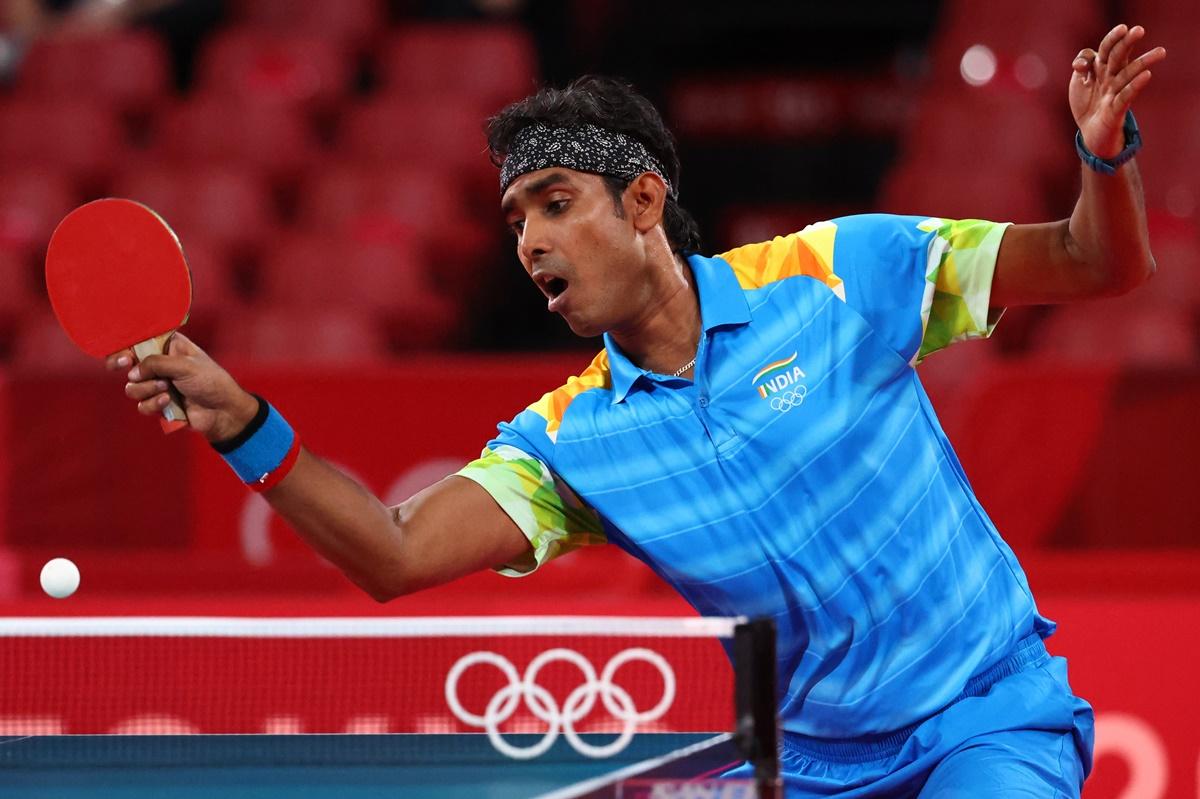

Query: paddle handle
132;332;189;434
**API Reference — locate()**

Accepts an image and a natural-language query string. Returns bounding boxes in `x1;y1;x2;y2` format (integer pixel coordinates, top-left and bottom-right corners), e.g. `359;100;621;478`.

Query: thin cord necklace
669;355;696;377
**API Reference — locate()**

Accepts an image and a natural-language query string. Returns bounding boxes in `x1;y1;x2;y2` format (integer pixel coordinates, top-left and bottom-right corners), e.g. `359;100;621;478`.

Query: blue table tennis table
0;732;750;798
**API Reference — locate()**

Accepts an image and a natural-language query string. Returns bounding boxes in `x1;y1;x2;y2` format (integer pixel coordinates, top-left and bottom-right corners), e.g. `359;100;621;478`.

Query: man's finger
125;379;170;402
137;393;172;416
1072;49;1095;73
1096;24;1128;67
1115;69;1153;109
1107;25;1144;74
1113;47;1166;88
138;391;174;412
105;350;135;371
166;332;202;358
129;353;193;382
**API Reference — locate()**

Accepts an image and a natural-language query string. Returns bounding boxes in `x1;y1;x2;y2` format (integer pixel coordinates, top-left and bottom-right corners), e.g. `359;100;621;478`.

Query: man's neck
609;253;702;376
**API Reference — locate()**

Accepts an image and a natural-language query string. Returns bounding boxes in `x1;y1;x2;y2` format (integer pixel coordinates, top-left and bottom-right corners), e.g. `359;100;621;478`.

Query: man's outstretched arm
110;334;532;601
990;23;1167;308
251;453;530;600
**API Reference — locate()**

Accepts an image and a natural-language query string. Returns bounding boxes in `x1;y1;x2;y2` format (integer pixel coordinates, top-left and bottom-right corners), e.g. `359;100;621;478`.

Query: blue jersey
458;214;1054;738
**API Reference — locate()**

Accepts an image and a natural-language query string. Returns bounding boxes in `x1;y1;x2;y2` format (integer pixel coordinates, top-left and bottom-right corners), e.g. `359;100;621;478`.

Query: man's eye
509;220;524;236
547;199;568;214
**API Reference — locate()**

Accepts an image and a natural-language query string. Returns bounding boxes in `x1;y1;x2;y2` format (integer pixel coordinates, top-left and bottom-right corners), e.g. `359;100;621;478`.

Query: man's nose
518;219;550;263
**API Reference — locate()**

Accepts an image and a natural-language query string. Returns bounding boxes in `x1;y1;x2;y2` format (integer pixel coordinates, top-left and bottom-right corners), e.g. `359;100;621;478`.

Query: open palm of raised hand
1070;24;1166;159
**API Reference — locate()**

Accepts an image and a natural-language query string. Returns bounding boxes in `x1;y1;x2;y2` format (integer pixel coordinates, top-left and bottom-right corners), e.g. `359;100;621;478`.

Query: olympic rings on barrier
769;386;807;413
444;647;676;760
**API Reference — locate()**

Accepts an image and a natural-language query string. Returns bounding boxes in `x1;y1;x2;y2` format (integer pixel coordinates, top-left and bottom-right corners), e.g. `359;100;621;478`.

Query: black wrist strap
211;394;268;454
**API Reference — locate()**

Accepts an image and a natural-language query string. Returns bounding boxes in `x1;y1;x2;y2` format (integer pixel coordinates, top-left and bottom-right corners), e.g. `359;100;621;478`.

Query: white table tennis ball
40;558;80;599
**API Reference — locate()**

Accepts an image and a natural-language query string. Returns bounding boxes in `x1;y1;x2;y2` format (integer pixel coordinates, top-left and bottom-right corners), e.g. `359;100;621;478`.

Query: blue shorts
732;634;1094;797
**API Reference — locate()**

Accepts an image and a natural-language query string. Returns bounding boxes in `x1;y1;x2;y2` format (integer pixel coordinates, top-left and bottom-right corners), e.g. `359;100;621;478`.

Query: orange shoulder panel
527;349;612;441
717;221;844;299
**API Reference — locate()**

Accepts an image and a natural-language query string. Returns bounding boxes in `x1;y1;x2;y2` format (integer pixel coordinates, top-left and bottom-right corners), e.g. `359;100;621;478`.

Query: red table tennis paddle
45;198;193;434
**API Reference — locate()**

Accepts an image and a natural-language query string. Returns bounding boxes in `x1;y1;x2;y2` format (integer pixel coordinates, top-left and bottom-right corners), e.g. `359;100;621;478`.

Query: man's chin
562;313;602;339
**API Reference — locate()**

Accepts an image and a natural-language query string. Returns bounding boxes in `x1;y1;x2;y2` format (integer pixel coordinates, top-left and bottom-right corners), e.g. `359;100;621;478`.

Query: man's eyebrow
501;172;575;216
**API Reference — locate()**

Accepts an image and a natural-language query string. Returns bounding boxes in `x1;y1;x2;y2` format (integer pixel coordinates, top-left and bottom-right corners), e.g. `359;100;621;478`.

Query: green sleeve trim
917;218;1010;363
456;445;606;577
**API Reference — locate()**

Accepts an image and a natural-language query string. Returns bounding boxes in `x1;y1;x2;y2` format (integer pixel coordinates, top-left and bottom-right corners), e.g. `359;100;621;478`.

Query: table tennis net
0;616;746;738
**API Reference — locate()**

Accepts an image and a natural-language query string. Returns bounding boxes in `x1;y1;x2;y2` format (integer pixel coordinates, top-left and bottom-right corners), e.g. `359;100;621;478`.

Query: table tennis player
114;23;1163;797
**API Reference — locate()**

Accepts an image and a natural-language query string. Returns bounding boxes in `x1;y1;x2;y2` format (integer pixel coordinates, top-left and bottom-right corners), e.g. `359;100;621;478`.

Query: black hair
487;75;702;255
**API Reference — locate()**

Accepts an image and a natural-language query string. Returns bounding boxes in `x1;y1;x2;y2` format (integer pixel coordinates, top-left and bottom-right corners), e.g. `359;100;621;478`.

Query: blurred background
0;0;1197;794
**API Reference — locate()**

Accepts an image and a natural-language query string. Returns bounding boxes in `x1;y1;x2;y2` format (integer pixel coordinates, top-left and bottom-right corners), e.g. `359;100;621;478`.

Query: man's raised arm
990;23;1166;308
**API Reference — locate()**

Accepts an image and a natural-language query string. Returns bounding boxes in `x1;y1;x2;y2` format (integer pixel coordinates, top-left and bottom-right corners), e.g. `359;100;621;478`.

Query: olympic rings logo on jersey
768;386;807;413
444;647;676;760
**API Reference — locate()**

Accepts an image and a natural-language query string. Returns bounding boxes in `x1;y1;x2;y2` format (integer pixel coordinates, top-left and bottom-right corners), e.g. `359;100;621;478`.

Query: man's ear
627;172;668;234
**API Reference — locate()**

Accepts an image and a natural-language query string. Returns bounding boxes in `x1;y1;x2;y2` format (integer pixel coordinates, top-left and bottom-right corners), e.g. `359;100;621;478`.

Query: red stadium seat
915;339;999;439
1135;157;1199;223
1121;4;1200;85
669;77;844;140
296;162;472;235
897;90;1071;178
1131;94;1200;220
295;163;498;298
0;249;42;319
950;361;1119;551
210;307;391;365
1033;301;1198;367
671;73;915;140
877;160;1052;224
256;232;461;349
336;97;492;185
258;232;429;310
1125;0;1200;26
376;24;537;107
110;163;278;258
0;101;126;185
149;97;319;182
1132;214;1200;311
196;30;353;113
1133;162;1197;223
178;236;244;319
1054;364;1200;548
8;312;95;371
230;0;387;52
0;167;78;262
926;0;1103;95
14;30;172;116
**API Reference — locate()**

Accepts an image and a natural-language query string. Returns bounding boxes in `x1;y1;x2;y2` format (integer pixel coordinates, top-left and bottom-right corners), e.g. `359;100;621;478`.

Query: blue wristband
1075;110;1142;176
212;396;296;484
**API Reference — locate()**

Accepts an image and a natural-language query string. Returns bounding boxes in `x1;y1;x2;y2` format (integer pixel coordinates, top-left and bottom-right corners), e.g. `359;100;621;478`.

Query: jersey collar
604;253;752;404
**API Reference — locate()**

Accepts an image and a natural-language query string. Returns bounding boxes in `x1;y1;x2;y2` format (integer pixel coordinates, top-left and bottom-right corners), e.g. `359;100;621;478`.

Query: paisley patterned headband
498;123;677;199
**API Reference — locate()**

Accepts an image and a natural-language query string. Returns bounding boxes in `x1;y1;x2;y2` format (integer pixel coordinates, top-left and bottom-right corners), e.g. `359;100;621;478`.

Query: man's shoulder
516;349;613;444
714;219;844;297
711;214;963;292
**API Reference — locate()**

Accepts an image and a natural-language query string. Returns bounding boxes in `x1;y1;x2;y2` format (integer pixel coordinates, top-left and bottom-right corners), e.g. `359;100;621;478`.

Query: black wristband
211;394;268;454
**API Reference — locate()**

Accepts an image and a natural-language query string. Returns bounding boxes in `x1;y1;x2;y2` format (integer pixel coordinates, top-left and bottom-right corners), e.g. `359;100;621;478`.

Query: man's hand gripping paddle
45;198;193;433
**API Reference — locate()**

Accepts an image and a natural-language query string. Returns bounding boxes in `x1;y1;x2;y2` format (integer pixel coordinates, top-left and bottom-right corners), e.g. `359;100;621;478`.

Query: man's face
501;168;649;338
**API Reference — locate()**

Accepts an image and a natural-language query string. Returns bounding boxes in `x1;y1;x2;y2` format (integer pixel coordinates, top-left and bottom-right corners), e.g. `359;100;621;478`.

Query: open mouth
546;277;568;299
